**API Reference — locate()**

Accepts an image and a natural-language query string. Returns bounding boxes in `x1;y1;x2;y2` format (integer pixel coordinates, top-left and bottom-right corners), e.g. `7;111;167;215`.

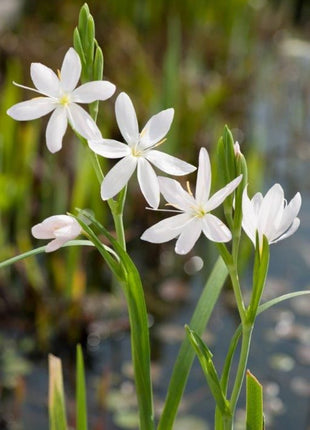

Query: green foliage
158;257;228;430
246;371;264;430
76;344;88;430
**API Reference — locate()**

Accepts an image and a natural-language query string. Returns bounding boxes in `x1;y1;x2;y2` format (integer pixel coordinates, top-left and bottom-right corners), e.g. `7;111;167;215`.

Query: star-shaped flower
141;147;242;254
31;215;82;252
88;92;196;208
242;184;301;247
7;47;116;153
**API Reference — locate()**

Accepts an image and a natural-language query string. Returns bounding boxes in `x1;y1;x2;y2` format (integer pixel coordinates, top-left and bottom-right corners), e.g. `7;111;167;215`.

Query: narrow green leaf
0;240;94;269
186;326;230;416
49;354;68;430
76;345;88;430
246;371;264;430
158;257;228;430
258;290;310;315
75;211;155;429
220;325;242;394
93;43;104;81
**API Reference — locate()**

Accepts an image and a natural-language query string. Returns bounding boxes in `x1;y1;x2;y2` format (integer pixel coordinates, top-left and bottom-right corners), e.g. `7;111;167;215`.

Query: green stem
230;323;253;414
227;264;246;324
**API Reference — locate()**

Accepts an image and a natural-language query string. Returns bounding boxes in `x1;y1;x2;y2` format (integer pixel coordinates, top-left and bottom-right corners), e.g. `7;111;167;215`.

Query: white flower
31;215;82;252
141;147;242;254
242;184;301;247
88;92;196;208
7;47;116;153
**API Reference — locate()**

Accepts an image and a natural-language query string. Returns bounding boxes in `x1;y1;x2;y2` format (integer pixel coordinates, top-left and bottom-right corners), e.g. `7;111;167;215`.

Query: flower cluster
7;47;302;253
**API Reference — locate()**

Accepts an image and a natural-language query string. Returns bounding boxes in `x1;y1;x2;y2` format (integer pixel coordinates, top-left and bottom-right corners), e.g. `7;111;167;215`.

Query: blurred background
1;0;310;429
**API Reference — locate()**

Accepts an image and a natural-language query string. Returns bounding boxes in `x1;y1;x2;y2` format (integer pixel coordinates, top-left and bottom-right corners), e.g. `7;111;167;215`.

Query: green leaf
158;257;228;430
186;326;230;416
0;240;94;269
76;345;88;430
75;211;155;430
258;290;310;315
49;354;68;430
246;371;264;430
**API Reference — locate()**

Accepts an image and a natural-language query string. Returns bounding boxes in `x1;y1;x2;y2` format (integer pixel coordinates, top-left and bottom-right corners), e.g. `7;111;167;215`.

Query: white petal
46;107;67;153
45;238;67;252
67;103;101;139
241;186;257;245
141;213;190;243
205;175;243;212
31;223;54;239
140;108;174;148
158;176;196;212
101;156;137;200
271;217;300;243
7;98;55;120
115;92;139;146
72;81;116;103
257;184;284;240
202;214;232;243
89;139;130;158
175;218;202;255
30;63;60;97
145;150;196;176
137;158;160;208
272;192;302;241
195;147;211;205
60;48;81;92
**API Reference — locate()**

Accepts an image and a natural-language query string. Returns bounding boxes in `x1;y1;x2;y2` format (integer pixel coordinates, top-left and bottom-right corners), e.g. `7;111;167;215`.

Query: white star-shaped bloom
31;215;82;252
88;92;196;208
141;147;242;254
7;47;116;153
242;184;301;247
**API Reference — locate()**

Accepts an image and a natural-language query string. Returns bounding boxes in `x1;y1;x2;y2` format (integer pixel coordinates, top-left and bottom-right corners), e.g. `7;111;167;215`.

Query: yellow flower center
131;146;143;157
194;206;207;218
59;94;70;106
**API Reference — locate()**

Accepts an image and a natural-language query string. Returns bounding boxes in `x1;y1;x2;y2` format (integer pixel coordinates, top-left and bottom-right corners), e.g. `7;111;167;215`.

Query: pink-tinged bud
31;215;81;252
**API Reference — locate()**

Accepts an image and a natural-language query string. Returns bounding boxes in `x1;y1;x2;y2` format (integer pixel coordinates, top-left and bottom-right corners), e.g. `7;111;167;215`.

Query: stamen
186;181;193;196
154;137;167;148
57;69;61;79
13;81;43;96
145;206;182;213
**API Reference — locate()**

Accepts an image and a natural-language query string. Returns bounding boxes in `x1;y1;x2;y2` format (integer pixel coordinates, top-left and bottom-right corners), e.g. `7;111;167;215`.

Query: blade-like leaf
258;290;310;315
49;354;68;430
246;370;264;430
186;326;230;416
76;345;88;430
157;257;228;430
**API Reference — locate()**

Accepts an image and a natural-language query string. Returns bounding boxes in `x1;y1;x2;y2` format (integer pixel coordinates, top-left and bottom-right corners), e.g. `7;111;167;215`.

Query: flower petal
241;186;257;245
271;217;300;243
202;214;232;242
46;107;68;153
137;158;160;208
272;192;302;241
141;213;190;243
175;218;202;254
101;156;137;200
115;92;139;146
257;184;284;240
145;150;196;176
72;81;116;103
45;238;67;253
195;147;211;205
88;139;130;158
158;176;196;212
7;98;55;120
67;103;101;139
60;48;81;92
30;63;60;97
205;175;243;212
140;108;174;148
